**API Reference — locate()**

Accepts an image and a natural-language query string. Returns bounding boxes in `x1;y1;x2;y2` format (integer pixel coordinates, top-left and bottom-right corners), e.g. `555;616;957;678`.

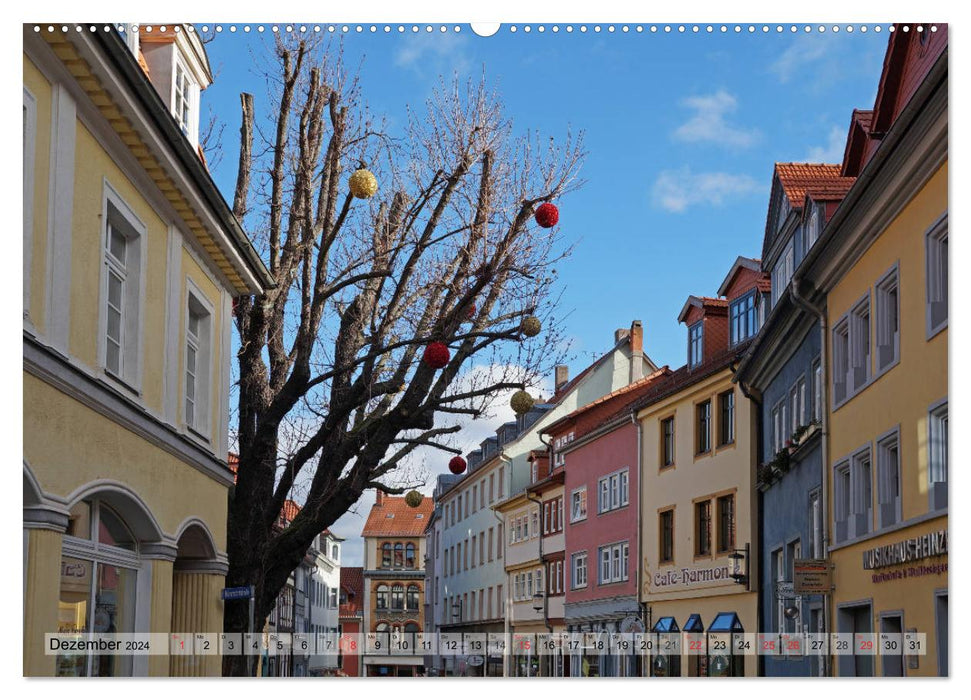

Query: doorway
837;602;873;677
879;612;904;676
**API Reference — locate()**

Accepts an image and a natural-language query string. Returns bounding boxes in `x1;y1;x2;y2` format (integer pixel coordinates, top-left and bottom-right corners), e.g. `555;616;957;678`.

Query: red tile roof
804;178;856;202
361;495;433;537
281;499;301;525
775;163;854;208
339;567;364;618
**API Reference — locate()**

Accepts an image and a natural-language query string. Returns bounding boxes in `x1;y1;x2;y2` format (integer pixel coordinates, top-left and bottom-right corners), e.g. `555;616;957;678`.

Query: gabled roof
716;257;762;297
361;495;433;537
677;295;728;324
775;163;850;208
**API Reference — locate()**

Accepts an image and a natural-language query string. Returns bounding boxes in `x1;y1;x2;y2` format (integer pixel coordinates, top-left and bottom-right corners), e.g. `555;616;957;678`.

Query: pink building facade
544;366;670;677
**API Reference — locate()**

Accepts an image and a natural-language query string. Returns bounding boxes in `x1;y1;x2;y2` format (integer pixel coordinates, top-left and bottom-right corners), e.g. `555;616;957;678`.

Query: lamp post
729;544;750;589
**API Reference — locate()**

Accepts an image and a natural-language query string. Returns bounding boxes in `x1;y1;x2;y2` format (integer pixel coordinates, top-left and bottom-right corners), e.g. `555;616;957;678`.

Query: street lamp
729;544;750;588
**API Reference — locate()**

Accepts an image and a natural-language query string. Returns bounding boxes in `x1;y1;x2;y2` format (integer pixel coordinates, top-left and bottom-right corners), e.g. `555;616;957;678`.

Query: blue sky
201;25;888;564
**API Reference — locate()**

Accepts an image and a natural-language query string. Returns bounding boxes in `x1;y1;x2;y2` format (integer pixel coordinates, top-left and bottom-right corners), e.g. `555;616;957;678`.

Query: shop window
876;431;901;528
57;499;138;677
926;214;948;337
875;265;900;373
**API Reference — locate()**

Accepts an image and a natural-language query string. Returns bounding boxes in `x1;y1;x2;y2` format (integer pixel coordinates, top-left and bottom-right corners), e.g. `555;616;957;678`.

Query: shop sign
468;655;484;667
653;564;731;589
862;530;947;570
774;581;795;600
793;559;833;594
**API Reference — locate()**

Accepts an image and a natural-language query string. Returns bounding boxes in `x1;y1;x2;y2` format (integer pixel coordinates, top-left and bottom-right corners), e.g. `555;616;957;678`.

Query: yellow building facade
798;35;948;677
23;25;271;676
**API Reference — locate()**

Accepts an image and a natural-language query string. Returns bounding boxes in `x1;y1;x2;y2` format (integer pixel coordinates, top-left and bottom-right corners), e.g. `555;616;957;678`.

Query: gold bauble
520;315;542;337
510;390;535;415
404;490;424;508
348;168;378;199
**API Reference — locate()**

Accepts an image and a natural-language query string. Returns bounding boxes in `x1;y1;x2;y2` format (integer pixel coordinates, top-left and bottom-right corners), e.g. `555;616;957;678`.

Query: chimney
614;328;630;344
555;365;570;391
630;320;644;382
375;490;384;506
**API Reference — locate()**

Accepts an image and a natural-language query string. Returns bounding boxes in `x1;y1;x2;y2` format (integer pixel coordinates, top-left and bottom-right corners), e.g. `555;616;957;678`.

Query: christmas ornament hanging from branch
520;315;541;337
510;390;535;415
405;490;424;508
534;202;559;228
448;455;467;475
422;342;450;369
348;168;378;199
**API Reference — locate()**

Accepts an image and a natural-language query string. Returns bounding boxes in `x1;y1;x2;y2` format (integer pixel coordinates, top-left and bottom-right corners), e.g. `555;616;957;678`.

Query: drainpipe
632;410;646;677
526;489;552;676
734;360;763;678
790;276;832;678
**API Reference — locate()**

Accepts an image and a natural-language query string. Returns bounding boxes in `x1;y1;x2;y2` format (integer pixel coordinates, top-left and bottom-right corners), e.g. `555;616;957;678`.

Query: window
772;240;795;306
571;486;587;522
697;400;711;454
571;551;588;589
852;449;873;538
101;191;144;388
488;528;494;561
811;358;822;422
531;510;538;537
661;416;675;467
789;377;806;435
719;390;735;446
471;535;477;568
405;543;415;568
489;474;495;503
498;467;505;498
659;509;675;564
184;292;212;436
694;500;711;556
406;585;420;610
497;525;503;559
850;298;871;393
472;485;478;513
381;542;391;568
23;87;36;316
329;586;338;608
464;492;469;519
716;494;735;553
479;532;485;563
597;469;629;514
598;542;629;584
834;462;851;544
875;266;900;373
876;431;901;529
808;490;822;558
832;319;850;406
929;401;948;510
376;584;389;610
771;401;786;454
173;61;192;137
688;321;703;368
480;480;486;509
391;584;404;611
926;214;948;336
730;291;757;345
394;543;403;568
807;205;821;249
771;548;784;632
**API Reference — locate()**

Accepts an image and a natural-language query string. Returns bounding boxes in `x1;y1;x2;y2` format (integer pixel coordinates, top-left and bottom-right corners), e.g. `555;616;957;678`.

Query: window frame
660;416;676;468
23;86;37;319
696;399;712;455
570;486;587;523
688;321;704;368
718;389;735;447
729;290;757;346
876;427;902;530
928;399;948;511
874;263;901;376
925;212;948;339
716;493;736;554
571;551;588;589
694;499;712;557
659;507;675;565
184;281;214;439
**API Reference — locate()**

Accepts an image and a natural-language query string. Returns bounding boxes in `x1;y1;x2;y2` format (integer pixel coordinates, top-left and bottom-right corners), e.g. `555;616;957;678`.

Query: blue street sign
221;585;254;601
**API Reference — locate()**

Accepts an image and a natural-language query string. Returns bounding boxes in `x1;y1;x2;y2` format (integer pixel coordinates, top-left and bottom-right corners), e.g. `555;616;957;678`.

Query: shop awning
683;614;704;632
708;612;744;633
652;617;679;633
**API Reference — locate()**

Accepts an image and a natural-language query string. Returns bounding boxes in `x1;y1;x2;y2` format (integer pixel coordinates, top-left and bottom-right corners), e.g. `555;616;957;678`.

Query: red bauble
423;342;450;369
535;202;559;228
449;455;467;475
465;303;477;321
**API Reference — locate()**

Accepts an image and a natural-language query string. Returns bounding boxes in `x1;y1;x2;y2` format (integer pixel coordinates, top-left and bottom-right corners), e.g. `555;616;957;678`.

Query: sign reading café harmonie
862;529;947;570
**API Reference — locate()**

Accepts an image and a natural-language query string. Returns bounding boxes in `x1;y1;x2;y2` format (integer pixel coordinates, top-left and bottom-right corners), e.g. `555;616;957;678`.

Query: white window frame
832;318;849;407
833;461;851;544
596;542;629;585
875;263;900;375
772;239;795;306
688;321;703;368
928;399;948;511
570;486;587;522
98;181;146;393
597;468;630;514
849;295;871;394
23;86;37;320
807;204;821;249
184;281;214;439
876;428;902;529
925;213;948;338
571;551;588;589
811;358;822;423
172;58;195;142
729;290;757;346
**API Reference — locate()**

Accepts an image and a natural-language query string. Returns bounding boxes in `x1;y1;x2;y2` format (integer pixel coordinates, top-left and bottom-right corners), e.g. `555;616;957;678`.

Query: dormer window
174;61;193;137
729;291;757;346
807;206;821;249
688;321;703;368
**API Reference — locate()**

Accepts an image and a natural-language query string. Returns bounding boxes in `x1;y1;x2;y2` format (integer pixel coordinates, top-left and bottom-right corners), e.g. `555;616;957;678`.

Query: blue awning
652;616;679;633
683;613;704;632
709;612;744;633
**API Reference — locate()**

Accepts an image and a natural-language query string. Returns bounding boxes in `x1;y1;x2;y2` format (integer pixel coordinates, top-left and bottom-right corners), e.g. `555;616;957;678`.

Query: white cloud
805;125;846;163
394;32;472;77
770;35;831;83
673;90;759;149
651;167;762;213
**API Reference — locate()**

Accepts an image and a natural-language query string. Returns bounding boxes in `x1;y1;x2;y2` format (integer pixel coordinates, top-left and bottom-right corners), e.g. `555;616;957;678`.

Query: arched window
406;584;420;610
381;542;392;568
393;542;403;568
375;622;390;633
404;622;420;634
376;584;389;610
405;543;416;568
59;499;139;677
391;584;404;611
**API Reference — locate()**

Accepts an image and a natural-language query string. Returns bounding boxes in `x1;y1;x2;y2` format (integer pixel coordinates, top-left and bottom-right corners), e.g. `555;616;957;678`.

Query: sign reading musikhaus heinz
862;529;947;570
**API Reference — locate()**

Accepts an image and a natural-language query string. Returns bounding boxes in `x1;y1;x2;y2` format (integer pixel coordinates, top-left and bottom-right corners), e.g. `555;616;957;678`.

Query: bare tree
224;35;584;675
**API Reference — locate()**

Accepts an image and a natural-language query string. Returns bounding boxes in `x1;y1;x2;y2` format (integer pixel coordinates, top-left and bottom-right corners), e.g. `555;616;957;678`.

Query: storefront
830;523;947;677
